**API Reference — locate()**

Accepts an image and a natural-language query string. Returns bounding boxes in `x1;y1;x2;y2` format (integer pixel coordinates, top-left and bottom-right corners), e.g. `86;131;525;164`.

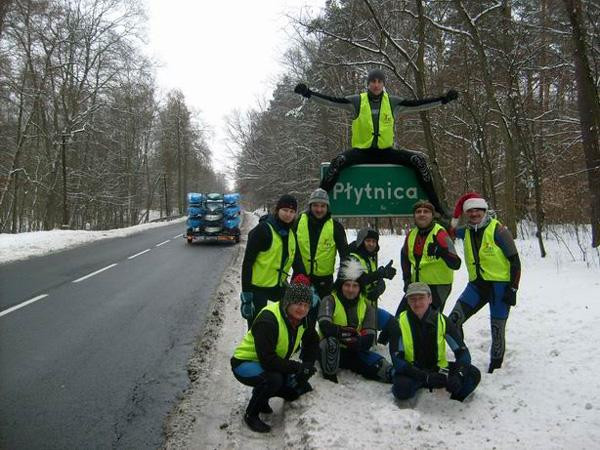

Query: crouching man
231;280;319;433
386;282;480;402
318;258;393;384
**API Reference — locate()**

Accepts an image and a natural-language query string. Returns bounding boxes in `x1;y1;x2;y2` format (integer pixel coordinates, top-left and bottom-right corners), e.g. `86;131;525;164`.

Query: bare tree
563;0;600;247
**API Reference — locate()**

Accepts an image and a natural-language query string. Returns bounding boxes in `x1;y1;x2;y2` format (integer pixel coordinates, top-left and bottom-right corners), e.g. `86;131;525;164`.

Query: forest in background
229;0;600;248
0;0;226;232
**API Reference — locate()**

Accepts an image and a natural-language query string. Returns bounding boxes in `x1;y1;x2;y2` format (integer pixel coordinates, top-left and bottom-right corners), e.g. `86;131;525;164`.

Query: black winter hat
367;68;386;84
276;194;298;211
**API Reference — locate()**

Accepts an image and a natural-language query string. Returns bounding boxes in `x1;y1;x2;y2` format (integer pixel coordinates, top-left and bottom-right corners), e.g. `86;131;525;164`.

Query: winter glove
310;286;320;309
442;89;459;104
502;287;517;306
338;326;358;340
427;241;448;259
377;260;397;280
240;292;254;320
296;362;317;383
294;83;312;98
366;279;386;302
425;372;447;390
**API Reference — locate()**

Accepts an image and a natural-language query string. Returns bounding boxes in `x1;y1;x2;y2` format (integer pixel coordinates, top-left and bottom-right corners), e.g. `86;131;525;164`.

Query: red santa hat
451;192;488;228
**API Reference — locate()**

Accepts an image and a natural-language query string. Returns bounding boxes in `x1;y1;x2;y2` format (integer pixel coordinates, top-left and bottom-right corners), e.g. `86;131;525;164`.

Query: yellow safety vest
463;219;510;282
351;92;394;149
330;291;368;330
398;311;448;369
233;302;305;361
251;223;296;288
407;224;454;284
296;213;337;277
350;252;377;300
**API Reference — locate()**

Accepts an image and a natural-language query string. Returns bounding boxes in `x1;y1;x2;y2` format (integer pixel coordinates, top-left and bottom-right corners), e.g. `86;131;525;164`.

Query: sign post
320;164;425;217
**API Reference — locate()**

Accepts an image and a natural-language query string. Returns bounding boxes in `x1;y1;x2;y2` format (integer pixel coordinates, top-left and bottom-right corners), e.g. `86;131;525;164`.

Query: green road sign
320;164;425;217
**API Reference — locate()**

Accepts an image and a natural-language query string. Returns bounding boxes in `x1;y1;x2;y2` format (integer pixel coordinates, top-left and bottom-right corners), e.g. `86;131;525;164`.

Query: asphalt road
0;221;239;449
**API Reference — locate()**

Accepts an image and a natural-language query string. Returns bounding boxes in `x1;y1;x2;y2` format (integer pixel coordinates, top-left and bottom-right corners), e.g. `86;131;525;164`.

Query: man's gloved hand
502;287;517;306
366;279;386;302
425;372;447;390
240;292;254;320
338;326;358;340
442;89;459;104
338;326;360;349
377;260;397;280
427;241;448;258
294;83;312;98
296;362;317;383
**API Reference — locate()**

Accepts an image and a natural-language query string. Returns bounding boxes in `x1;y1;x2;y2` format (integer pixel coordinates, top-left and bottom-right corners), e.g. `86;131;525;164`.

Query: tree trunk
563;0;600;247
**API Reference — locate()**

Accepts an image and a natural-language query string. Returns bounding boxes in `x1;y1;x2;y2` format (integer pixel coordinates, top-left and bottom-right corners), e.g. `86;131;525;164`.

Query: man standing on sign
294;68;458;217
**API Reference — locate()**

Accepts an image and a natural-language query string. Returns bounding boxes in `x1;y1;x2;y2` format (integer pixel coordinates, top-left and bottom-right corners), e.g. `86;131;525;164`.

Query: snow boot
244;412;271;433
244;384;272;432
320;154;346;191
259;401;273;414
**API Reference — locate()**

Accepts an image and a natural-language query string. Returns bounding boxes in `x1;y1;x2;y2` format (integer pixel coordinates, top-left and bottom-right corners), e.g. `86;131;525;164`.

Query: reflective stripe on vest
251;223;296;288
351;92;394;149
407;224;454;284
463;219;510;282
350;252;377;298
233;302;305;361
398;311;448;369
296;213;336;276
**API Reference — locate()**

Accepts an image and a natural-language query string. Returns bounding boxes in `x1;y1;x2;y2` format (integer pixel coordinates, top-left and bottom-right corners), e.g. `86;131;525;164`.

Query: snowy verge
0;218;186;265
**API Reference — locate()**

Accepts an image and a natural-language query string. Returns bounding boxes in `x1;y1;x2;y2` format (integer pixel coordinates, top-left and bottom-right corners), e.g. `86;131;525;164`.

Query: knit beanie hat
308;188;330;206
413;199;435;214
276;194;298;211
281;280;312;310
367;68;386;84
451;192;488;228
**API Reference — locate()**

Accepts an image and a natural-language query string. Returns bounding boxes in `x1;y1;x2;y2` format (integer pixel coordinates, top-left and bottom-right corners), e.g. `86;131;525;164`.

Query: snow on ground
0;218;185;265
166;217;600;449
3;215;599;448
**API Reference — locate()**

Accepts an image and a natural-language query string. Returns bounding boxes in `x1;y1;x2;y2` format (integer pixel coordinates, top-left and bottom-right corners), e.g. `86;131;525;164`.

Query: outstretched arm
391;89;458;115
294;83;356;114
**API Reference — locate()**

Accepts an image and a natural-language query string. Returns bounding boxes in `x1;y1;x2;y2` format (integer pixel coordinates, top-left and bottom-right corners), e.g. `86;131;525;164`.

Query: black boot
488;358;503;374
377;328;390;345
320;154;346;191
259;401;273;414
244;412;271;433
244;384;272;432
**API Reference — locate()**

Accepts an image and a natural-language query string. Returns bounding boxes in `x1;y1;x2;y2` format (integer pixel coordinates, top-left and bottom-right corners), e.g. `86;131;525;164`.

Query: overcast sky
147;0;324;176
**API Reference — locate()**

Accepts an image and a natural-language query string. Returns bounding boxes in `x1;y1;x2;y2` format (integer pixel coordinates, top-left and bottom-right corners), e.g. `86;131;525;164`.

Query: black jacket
231;303;319;373
292;210;348;284
387;306;470;379
241;214;306;296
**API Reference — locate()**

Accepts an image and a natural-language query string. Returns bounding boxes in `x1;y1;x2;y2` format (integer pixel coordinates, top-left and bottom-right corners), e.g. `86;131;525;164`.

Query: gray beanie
281;282;312;310
367;68;386;84
308;188;330;206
